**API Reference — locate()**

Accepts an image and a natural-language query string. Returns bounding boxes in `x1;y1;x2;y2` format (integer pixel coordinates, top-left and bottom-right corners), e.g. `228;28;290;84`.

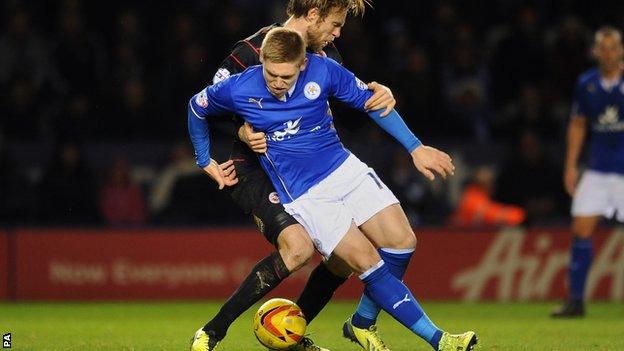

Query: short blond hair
260;28;306;64
286;0;371;19
594;26;623;46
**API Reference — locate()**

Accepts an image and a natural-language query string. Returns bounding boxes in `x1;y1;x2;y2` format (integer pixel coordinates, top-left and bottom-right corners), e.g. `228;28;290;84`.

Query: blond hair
286;0;372;19
594;26;622;46
260;28;306;64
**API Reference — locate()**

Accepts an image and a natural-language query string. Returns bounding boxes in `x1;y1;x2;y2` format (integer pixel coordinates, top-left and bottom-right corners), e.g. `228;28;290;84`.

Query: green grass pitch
1;301;623;350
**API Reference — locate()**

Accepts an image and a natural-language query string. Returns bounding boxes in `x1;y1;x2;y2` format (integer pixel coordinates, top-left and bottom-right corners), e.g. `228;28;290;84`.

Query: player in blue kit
189;27;478;351
191;1;406;351
552;26;624;318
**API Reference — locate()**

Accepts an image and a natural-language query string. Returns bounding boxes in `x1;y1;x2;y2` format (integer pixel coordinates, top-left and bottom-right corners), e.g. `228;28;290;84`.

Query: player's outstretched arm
237;122;267;153
367;108;454;181
364;81;396;117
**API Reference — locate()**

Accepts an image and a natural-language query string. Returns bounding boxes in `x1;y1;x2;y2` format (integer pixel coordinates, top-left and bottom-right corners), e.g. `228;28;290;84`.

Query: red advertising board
0;231;7;300
13;227;624;301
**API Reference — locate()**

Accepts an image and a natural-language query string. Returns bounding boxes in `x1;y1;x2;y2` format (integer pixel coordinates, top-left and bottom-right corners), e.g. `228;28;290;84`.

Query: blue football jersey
572;68;624;174
189;53;374;203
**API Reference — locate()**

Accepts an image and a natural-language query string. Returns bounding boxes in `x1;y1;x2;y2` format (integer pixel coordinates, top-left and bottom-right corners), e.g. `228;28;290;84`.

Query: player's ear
305;7;320;23
259;52;264;63
591;44;599;60
299;57;308;71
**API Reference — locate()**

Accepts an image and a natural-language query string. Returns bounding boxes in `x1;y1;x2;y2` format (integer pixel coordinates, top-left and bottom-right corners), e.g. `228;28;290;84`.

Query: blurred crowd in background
1;0;622;228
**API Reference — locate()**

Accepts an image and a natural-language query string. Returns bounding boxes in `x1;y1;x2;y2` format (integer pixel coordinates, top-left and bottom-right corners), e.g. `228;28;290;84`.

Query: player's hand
203;159;237;189
364;81;395;117
238;122;267;153
564;166;578;196
219;159;239;185
410;145;455;181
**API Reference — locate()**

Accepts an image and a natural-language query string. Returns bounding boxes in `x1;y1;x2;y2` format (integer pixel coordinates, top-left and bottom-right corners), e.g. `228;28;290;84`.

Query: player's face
263;59;306;99
306;8;347;52
594;35;624;72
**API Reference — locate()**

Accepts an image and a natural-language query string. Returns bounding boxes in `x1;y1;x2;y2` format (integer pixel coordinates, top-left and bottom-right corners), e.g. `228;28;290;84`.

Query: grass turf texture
1;301;623;350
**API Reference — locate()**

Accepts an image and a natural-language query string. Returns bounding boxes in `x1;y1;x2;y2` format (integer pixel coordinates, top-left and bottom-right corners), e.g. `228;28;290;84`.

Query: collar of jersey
266;79;298;102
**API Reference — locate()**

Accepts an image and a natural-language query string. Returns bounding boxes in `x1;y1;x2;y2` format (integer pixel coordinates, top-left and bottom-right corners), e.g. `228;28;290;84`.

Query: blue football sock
352;248;414;329
361;261;442;349
569;237;593;302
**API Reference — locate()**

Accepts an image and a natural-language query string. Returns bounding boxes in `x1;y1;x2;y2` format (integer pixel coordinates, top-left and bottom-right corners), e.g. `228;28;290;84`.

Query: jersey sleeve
212;40;260;84
188;78;236;168
189;77;235;118
324;57;373;111
570;78;588;118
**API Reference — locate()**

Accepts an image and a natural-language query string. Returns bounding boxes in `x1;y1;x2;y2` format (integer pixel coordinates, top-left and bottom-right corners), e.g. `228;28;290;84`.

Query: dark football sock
203;251;290;339
296;261;348;323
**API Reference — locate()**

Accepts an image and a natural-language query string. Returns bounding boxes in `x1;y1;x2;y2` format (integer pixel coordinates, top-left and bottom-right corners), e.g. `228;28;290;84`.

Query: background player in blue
189;27;478;351
191;1;402;351
552;26;624;318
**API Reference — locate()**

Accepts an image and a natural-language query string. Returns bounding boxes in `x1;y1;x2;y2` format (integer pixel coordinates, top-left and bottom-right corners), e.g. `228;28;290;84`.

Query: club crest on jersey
268;192;280;204
213;68;231;84
355;77;368;91
304;82;321;100
196;89;208;108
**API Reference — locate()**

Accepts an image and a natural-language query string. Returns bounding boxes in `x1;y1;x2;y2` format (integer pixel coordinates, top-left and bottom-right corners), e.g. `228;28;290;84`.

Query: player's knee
280;241;314;272
277;225;315;271
571;217;599;238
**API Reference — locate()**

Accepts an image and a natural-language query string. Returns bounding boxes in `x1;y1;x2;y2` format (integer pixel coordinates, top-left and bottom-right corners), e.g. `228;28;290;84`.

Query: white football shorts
571;170;624;222
283;153;399;258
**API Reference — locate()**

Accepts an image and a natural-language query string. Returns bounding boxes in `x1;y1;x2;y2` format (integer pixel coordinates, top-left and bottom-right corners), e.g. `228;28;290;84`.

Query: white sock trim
380;247;415;254
358;260;385;280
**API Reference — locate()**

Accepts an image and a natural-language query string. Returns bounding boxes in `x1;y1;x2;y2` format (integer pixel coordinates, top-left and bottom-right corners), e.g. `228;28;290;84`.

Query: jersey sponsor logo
268;192;280;204
304;82;321;100
249;97;264;109
213;68;230;84
195;89;208;108
355;77;368;91
271;117;302;141
595;105;624;132
309;125;321;132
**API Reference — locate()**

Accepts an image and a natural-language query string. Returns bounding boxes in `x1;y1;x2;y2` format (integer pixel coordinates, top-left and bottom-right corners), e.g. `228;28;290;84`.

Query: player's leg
193;171;336;351
552;170;607;318
295;254;351;323
192;172;311;350
340;168;417;340
333;223;477;351
551;215;600;317
349;204;416;330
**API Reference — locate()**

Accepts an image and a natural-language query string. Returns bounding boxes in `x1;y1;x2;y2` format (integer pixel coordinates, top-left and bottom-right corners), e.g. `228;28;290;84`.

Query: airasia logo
453;228;624;301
